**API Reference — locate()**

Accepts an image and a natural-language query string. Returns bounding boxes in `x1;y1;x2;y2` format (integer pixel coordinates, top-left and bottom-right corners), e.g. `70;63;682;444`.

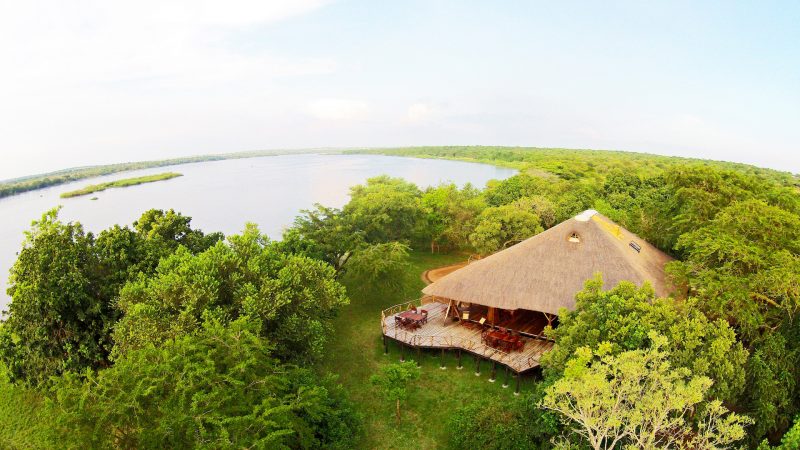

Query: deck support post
489;361;497;382
400;343;405;362
416;347;421;367
503;367;510;388
457;349;463;369
440;349;446;369
475;356;481;376
383;335;388;355
514;372;521;396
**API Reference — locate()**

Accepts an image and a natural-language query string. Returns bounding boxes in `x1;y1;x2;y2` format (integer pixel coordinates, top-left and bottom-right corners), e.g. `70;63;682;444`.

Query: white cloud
0;1;335;90
406;102;438;122
307;98;369;121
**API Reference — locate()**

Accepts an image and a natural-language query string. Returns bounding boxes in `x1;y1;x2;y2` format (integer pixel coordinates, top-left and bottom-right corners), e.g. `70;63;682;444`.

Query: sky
0;0;799;180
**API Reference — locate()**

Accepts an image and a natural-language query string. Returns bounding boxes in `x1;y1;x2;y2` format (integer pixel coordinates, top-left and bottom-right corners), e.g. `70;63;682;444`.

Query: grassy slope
0;363;50;449
60;172;183;198
323;251;539;449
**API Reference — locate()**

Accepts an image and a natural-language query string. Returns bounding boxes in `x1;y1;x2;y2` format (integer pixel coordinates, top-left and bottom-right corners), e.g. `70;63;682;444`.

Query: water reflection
0;154;516;310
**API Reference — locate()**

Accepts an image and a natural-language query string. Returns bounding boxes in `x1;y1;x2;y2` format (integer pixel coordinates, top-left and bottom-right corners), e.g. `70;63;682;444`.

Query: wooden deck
381;300;554;373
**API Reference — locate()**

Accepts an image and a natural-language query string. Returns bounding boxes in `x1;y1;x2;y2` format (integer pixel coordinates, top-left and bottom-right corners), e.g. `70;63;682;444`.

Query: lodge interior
450;302;556;337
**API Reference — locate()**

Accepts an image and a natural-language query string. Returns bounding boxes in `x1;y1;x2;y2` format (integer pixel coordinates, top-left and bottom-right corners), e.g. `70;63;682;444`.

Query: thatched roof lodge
423;209;674;317
381;210;674;383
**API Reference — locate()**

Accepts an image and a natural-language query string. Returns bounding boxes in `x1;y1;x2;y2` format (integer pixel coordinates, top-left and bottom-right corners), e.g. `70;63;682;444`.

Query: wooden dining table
398;311;426;327
484;330;517;352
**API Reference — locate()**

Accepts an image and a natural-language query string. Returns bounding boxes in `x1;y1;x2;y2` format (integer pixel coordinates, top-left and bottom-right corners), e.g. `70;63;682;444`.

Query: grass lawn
322;251;541;449
0;363;51;449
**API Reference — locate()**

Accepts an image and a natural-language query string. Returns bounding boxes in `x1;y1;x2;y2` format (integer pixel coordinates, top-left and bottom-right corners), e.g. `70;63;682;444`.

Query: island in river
60;172;183;198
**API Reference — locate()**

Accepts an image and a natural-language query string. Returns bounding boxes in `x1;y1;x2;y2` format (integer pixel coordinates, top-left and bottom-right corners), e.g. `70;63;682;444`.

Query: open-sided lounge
381;210;674;391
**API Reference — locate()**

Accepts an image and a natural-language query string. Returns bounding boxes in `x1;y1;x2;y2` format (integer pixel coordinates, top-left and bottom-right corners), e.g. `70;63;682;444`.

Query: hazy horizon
1;1;798;179
2;145;798;184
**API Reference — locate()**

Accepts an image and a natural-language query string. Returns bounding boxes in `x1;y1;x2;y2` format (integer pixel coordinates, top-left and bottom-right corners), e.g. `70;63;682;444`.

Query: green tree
113;224;348;363
484;174;552;206
370;362;420;424
513;195;558;229
542;334;751;450
344;242;411;293
669;199;800;339
50;317;360;449
469;204;543;254
287;204;364;272
133;208;223;270
419;183;485;251
543;276;747;403
343;176;424;244
758;416;800;449
0;209;110;385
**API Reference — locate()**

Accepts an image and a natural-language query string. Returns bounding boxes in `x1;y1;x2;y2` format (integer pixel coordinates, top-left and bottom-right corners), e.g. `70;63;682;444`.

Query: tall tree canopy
469;204;543;255
543;334;751;450
543;276;747;403
343;176;423;244
50;317;360;449
0;208;222;385
112;224;348;363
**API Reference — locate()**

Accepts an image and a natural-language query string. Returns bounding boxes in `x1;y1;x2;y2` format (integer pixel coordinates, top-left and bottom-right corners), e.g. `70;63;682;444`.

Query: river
0;154;515;311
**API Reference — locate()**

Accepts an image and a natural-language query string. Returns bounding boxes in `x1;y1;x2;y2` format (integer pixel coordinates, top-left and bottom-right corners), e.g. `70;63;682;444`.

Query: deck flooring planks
383;302;554;372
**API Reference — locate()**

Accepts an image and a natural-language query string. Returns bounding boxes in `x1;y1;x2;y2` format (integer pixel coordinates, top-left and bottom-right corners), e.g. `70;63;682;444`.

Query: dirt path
421;261;469;284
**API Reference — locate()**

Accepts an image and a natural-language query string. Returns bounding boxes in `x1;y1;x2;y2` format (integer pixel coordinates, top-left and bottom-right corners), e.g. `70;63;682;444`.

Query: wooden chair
420;310;428;324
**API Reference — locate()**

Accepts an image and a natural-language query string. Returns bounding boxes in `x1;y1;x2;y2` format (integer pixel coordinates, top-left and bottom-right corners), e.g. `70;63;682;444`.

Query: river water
0;154;515;311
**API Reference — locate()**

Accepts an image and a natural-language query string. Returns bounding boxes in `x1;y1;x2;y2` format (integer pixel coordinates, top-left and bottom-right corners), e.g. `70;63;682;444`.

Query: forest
1;147;799;449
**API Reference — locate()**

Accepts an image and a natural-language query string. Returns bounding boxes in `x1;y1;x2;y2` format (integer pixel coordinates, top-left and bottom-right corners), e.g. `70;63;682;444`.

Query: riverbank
60;172;183;198
0;149;335;199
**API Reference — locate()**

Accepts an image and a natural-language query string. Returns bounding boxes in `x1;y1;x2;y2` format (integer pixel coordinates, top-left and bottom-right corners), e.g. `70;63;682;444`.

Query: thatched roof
422;210;674;315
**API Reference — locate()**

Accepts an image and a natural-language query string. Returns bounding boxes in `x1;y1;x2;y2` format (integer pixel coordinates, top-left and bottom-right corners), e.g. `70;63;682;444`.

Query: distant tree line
0;149;324;199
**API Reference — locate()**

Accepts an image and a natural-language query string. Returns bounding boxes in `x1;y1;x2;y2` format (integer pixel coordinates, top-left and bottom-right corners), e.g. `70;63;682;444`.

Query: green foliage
113;224;348;363
469;204;543;254
419;183;485;251
0;209;113;386
670;199;800;338
370;361;421;403
484;174;553;206
0;360;52;449
542;334;751;450
344;242;411;292
288;204;364;271
50;317;361;449
370;361;420;423
447;388;559;450
758;416;800;449
743;332;799;444
0;208;222;386
543;276;748;403
344;176;424;244
59;172;183;198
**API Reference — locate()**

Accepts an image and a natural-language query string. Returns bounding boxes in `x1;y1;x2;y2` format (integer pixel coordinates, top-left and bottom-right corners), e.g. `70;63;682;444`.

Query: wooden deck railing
379;296;438;333
381;298;553;372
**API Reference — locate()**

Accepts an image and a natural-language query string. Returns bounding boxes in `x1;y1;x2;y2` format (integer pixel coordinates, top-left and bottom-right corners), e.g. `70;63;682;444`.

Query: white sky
1;0;799;180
